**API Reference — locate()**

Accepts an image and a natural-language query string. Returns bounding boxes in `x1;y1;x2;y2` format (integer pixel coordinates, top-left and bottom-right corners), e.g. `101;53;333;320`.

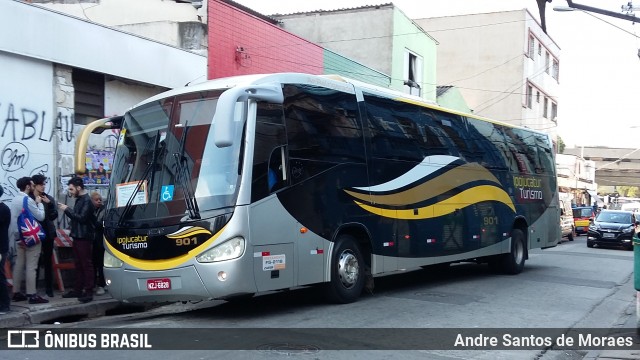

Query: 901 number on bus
175;237;198;246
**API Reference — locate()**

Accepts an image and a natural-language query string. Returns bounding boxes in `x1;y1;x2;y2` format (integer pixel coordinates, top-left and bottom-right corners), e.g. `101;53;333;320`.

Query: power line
240;18;529;51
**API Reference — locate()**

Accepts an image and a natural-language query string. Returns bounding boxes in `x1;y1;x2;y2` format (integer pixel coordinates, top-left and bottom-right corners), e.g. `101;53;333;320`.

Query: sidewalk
585;296;640;360
0;290;122;328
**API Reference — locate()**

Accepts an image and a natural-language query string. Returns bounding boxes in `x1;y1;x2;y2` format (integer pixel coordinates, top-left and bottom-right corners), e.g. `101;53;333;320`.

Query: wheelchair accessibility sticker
160;185;174;202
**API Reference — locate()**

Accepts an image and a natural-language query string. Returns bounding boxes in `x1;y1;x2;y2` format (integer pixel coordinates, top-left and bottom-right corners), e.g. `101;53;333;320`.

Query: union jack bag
17;196;45;248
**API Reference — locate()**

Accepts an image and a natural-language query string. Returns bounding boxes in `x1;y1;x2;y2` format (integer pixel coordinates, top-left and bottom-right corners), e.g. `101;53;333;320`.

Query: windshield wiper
118;130;161;226
173;123;201;220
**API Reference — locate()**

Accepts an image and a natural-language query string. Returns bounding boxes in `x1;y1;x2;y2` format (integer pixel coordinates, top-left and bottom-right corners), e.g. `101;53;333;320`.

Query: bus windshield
105;90;244;227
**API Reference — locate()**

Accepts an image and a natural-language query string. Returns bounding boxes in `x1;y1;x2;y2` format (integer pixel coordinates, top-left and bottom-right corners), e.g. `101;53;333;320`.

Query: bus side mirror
213;84;283;147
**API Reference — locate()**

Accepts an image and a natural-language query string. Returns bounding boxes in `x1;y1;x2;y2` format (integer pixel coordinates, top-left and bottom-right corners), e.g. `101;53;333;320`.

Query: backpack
17;196;45;248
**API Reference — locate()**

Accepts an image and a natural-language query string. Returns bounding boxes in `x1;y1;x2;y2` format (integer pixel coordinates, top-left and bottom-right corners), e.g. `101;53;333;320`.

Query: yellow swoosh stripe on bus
354;185;515;220
344;163;501;206
105;226;226;271
166;226;212;239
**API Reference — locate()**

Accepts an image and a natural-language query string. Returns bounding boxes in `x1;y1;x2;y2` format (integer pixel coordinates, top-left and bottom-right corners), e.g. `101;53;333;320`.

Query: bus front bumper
104;260;257;303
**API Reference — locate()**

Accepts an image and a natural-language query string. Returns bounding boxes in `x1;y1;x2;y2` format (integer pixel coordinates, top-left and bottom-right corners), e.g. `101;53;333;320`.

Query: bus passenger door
250;116;296;292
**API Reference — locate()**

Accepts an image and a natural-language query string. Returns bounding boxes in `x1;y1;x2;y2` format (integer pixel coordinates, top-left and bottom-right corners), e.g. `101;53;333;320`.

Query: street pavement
0;277;639;359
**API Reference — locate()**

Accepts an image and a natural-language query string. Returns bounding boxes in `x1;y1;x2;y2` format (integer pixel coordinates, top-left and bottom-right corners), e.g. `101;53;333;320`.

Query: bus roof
132;72;548;138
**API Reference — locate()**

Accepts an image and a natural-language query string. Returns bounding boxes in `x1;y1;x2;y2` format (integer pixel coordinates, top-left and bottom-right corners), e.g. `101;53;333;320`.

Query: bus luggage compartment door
253;244;294;292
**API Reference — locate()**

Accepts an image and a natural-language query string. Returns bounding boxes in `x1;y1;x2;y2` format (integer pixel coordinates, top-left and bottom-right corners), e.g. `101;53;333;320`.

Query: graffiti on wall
0;100;74;200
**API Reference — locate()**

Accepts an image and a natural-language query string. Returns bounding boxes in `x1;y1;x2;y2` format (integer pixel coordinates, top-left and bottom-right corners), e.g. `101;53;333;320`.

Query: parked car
587;210;638;250
572;206;595;235
559;199;575;242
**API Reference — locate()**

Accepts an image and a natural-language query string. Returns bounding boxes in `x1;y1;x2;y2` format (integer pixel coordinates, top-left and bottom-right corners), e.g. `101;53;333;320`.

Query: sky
232;0;640;149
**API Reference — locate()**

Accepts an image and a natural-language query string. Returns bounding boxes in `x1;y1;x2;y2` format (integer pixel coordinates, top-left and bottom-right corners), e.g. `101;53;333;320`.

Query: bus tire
325;234;365;304
501;228;526;275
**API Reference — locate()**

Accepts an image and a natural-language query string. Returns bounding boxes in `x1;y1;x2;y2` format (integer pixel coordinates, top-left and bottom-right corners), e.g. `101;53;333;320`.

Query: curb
0;298;122;328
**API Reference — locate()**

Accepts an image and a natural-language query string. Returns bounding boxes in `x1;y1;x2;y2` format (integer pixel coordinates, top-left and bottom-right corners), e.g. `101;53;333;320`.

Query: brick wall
208;0;323;79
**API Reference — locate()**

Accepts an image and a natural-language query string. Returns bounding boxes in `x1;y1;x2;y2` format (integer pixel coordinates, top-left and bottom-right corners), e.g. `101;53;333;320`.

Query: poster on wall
84;149;114;186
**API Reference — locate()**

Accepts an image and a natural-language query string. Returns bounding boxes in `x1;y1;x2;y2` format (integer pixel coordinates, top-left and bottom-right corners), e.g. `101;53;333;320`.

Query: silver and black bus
76;73;560;304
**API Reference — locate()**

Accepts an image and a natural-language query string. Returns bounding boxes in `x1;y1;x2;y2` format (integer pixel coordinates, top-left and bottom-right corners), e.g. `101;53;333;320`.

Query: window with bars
552;59;559;81
543;97;549;118
528;35;535;58
545;52;550;74
551;102;557;122
526;84;533;109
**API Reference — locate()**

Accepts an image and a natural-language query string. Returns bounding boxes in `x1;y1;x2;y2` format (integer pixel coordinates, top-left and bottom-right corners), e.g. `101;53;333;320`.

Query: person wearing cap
31;174;57;298
0;185;11;314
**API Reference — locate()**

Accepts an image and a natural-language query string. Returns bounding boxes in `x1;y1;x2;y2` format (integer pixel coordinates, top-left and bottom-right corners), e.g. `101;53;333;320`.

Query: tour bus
75;73;560;304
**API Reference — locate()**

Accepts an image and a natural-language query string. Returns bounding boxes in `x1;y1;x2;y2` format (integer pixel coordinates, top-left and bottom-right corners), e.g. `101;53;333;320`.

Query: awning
585;189;604;205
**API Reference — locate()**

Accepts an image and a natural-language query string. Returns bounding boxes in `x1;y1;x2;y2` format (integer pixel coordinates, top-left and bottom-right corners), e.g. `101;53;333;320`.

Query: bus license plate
147;278;171;291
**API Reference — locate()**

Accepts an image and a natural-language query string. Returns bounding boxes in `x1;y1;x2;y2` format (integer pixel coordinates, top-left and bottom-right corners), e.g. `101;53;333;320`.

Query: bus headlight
196;237;245;263
104;251;124;268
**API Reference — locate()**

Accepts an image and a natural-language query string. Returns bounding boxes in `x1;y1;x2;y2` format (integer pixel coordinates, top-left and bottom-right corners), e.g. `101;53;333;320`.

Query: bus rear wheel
325;234;365;304
493;228;526;275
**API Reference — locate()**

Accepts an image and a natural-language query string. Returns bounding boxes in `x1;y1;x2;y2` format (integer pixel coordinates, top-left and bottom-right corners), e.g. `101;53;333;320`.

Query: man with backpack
31;174;57;298
10;177;48;304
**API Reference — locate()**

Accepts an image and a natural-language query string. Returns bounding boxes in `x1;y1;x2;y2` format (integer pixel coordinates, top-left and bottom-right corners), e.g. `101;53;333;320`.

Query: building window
404;49;423;96
536;91;540;103
551;102;557;122
543;97;549;118
545;52;550;74
528;35;535;58
552;59;559;80
538;43;542;56
526;84;532;109
73;68;105;125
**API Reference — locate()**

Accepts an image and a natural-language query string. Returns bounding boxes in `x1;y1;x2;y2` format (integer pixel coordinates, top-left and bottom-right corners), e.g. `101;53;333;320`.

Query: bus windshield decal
116;180;149;207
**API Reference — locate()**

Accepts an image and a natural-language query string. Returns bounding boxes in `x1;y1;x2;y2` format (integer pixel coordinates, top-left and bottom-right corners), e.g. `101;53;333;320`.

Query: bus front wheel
325;234;365;304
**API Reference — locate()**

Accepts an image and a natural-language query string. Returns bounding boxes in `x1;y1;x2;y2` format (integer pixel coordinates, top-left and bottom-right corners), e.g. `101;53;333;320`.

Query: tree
557;135;565;154
618;186;639;198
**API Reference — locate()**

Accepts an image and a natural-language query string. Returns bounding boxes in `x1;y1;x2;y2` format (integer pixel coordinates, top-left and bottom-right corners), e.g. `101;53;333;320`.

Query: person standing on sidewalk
10;177;48;304
31;175;57;298
0;185;12;314
58;177;95;304
91;192;106;296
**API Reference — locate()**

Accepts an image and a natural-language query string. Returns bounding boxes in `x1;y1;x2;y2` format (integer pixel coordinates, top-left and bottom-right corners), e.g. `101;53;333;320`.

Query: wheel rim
514;238;524;264
337;249;359;289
